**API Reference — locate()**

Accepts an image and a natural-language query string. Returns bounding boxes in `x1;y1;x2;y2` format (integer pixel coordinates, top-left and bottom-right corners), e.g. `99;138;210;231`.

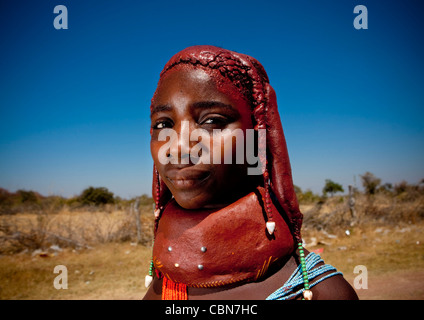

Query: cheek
211;129;246;164
150;139;163;166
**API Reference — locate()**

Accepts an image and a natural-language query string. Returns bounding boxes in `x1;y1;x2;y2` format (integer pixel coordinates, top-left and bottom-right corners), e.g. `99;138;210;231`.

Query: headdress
146;46;311;300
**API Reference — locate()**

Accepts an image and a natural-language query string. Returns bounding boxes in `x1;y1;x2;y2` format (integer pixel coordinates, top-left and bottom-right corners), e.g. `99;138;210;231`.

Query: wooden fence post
133;198;142;244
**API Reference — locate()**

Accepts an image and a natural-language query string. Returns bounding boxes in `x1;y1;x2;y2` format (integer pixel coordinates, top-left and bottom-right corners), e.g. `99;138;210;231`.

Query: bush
294;185;321;204
360;172;381;195
0;188;13;206
79;187;115;206
17;190;39;204
322;179;344;197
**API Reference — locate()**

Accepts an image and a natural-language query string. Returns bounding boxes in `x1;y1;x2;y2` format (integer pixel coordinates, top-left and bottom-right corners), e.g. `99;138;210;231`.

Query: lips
165;167;210;190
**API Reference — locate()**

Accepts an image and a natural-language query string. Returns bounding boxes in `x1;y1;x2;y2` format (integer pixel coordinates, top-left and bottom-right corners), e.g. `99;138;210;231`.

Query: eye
204;118;221;124
152;119;173;130
200;116;230;128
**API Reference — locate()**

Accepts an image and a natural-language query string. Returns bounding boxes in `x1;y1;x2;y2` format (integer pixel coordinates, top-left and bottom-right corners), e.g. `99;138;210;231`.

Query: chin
172;193;211;210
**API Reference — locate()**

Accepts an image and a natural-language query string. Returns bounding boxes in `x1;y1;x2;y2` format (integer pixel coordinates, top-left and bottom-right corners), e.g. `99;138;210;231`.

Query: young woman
143;45;358;300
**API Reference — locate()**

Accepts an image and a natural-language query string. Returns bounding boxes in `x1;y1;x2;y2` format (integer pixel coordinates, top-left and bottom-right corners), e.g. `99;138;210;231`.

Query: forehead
152;64;250;108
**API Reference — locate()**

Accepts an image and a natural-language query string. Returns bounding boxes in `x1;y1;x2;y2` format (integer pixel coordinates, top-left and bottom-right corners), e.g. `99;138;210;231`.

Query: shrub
294;185;321;204
79;187;115;206
322;179;344;197
17;190;39;204
360;172;381;195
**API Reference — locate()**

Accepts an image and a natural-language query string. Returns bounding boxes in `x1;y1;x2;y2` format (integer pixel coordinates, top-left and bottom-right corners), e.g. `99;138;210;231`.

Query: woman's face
150;65;258;209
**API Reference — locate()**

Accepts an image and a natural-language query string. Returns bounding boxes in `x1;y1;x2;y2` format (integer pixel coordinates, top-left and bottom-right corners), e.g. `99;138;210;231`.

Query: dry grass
0;206;154;254
0;205;155;299
1;192;423;300
299;192;424;299
0;243;151;299
301;221;424;299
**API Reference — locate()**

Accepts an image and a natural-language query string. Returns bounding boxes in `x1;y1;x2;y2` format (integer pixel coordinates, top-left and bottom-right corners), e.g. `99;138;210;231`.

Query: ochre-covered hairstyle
151;45;303;243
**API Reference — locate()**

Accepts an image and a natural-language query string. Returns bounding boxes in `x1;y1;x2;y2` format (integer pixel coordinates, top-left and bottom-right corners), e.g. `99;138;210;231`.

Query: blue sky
1;0;423;198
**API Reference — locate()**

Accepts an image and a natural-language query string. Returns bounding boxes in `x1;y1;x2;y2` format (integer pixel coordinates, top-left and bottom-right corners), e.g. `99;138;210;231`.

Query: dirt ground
349;270;424;300
1;213;423;300
301;220;424;300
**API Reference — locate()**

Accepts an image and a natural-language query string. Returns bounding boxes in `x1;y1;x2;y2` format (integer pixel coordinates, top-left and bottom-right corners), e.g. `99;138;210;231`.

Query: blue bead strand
266;251;343;300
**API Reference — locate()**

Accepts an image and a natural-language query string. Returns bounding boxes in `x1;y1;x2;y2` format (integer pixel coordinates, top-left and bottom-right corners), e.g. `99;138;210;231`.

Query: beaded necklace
266;251;342;300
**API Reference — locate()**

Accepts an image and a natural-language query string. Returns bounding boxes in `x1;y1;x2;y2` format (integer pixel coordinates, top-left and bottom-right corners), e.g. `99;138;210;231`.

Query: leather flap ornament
153;187;294;287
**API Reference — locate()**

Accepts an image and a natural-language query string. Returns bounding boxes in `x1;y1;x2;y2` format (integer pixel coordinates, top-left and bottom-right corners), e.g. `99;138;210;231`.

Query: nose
167;120;194;164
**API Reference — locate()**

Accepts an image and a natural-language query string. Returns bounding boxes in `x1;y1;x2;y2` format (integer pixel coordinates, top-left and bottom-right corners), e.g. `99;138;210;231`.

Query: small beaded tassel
146;168;162;288
263;168;275;235
298;242;313;300
154;168;161;213
145;258;154;288
145;236;155;288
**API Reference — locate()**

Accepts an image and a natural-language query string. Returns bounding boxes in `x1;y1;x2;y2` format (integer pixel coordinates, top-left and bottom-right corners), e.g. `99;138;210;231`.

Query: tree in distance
360;172;381;195
322;179;344;197
79;186;115;206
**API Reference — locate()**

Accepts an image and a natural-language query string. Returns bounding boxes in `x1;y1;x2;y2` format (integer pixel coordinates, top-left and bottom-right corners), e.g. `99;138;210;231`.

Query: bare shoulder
296;249;359;300
310;271;359;300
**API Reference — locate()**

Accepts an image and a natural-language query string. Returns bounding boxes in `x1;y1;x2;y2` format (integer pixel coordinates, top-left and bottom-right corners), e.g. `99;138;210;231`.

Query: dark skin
150;64;260;209
146;65;358;300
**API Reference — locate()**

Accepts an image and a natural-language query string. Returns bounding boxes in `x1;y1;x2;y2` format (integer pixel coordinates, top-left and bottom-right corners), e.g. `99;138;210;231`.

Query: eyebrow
150;101;238;118
191;101;236;112
150;104;172;118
